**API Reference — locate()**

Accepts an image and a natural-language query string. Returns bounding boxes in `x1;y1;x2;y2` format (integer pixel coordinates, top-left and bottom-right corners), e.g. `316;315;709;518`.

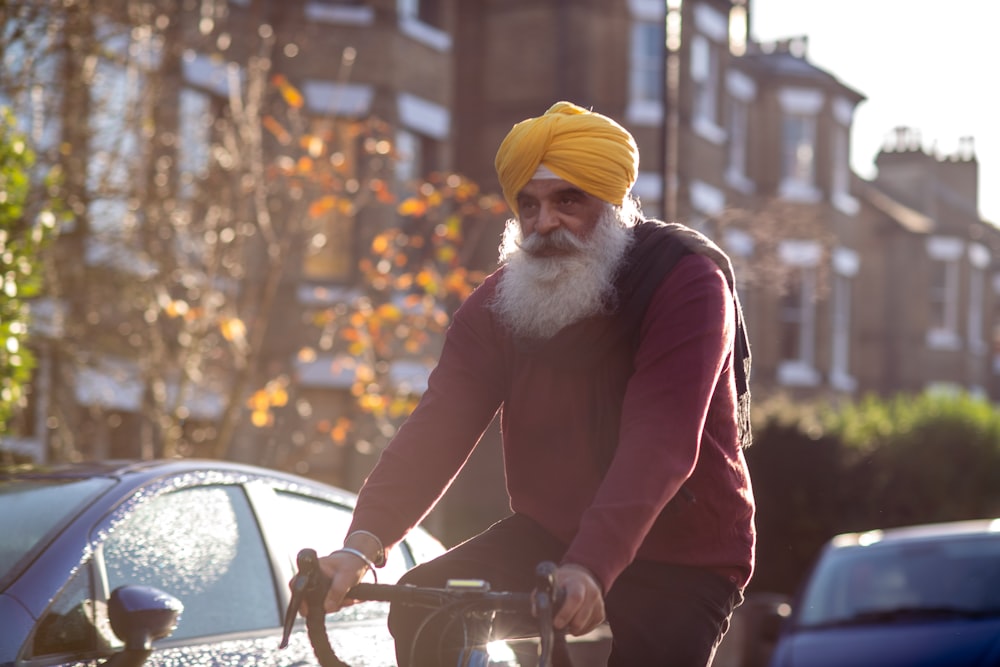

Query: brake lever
280;548;325;649
533;561;572;667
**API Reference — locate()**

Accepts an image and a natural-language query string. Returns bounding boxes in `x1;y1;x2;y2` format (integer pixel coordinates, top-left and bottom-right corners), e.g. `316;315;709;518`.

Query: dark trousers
388;514;743;667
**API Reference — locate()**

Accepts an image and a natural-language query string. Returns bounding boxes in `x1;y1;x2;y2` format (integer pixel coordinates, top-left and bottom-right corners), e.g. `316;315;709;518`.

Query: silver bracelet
346;530;386;567
332;547;379;583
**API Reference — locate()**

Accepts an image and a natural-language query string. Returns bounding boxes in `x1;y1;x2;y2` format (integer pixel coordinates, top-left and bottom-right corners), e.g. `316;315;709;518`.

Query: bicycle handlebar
280;548;573;667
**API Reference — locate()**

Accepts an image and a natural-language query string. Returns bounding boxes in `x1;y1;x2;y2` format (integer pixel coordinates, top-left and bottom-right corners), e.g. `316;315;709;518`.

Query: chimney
935;136;979;213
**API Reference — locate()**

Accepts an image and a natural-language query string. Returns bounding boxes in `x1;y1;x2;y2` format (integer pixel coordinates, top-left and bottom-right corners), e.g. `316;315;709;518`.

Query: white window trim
725;94;753;194
830;248;858;393
629;0;662;21
690;34;725;143
693;3;729;43
968;243;989;355
183;53;245;98
724;229;754;258
832;96;855;126
779;111;821;202
777;240;821;387
626;100;664;126
397;0;451;52
305;2;375;26
833;192;860;215
302;81;375;117
778;87;824;115
831;124;858;215
630;171;663;207
690;179;725;216
397;92;450;140
627;18;665;127
925;236;962;350
726;69;756;101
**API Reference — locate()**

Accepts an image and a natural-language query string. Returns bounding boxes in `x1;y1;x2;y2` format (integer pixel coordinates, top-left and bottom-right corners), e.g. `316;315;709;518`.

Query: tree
0;110;59;435
0;1;505;475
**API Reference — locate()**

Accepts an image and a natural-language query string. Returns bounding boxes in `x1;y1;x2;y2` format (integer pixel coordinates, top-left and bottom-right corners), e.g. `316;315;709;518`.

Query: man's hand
552;563;605;636
291;550;370;616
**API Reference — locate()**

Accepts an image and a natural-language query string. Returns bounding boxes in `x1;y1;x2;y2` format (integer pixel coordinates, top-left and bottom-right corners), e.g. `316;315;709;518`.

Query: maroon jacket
350;233;756;593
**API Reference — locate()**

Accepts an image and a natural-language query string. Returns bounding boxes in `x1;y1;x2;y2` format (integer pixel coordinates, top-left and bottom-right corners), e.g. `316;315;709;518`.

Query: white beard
491;205;634;339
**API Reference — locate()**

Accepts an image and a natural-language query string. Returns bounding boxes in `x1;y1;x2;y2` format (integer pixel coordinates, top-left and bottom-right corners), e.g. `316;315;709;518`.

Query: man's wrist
344;529;386;568
559;562;604;593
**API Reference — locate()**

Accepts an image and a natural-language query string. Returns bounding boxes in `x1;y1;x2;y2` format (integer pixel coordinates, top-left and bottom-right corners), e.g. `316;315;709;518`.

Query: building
3;0;999;538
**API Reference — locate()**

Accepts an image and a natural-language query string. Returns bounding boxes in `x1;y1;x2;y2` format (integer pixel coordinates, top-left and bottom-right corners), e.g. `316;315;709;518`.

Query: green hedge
745;392;1000;595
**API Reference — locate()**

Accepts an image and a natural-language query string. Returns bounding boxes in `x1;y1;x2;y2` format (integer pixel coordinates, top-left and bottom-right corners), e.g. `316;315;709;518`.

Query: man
309;101;755;666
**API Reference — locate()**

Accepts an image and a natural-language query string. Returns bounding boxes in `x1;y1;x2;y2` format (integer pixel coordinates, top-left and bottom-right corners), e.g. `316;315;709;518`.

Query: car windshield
796;533;1000;628
0;477;115;586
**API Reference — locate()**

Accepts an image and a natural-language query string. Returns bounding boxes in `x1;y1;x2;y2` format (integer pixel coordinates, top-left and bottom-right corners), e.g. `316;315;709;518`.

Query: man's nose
533;203;560;235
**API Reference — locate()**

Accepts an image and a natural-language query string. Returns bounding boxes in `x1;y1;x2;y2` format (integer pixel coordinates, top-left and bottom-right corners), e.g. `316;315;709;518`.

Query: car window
798;534;1000;626
270;490;411;585
30;563;116;658
0;477;114;585
102;484;281;640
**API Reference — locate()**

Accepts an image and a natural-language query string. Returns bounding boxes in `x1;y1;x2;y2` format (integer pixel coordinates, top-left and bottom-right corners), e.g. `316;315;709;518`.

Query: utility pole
663;0;682;223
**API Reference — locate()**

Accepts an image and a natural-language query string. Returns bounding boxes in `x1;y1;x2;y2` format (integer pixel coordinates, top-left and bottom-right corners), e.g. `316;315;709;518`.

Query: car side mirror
101;585;184;667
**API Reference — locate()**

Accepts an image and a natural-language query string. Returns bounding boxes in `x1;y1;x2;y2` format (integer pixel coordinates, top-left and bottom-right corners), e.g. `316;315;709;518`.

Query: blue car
0;459;517;667
768;518;1000;667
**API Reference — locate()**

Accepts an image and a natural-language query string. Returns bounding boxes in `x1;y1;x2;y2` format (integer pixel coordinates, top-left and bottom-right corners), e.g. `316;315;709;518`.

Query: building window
777;87;823;202
781;113;815;189
627;19;665;125
305;1;374;26
398;0;450;50
726;97;749;188
777;240;821;387
178;88;212;199
395;128;438;187
831;124;848;197
831;248;858;392
690;34;723;143
399;0;441;27
780;267;815;364
302;118;358;284
926;237;962;350
724;69;755;193
968;243;989;355
928;260;958;334
302;213;355;284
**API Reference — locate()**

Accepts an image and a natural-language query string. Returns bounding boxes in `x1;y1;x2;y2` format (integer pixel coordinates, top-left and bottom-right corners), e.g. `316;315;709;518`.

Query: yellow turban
494;101;639;216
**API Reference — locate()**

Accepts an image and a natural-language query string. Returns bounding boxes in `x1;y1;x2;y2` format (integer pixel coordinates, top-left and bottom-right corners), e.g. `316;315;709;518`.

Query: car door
97;479;320;666
256;485;413;666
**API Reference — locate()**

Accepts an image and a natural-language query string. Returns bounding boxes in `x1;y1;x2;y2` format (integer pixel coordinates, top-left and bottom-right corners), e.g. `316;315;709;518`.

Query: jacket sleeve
348;277;508;550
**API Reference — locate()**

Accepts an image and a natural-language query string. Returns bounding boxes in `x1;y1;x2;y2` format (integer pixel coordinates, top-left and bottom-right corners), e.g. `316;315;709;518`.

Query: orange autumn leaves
247;75;505;446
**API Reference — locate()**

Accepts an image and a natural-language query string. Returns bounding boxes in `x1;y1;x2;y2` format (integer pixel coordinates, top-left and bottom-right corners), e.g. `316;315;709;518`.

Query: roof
856;180;935;234
739;40;866;102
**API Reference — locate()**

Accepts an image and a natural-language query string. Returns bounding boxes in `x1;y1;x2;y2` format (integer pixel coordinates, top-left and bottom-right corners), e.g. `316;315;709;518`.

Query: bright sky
750;0;1000;224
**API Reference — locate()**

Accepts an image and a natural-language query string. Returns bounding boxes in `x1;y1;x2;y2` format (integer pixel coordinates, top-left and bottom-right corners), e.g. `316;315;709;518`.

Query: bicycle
280;547;575;667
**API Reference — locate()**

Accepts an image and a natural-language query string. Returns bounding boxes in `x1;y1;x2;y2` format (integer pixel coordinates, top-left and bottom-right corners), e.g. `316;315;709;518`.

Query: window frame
925;236;963;350
777;239;822;387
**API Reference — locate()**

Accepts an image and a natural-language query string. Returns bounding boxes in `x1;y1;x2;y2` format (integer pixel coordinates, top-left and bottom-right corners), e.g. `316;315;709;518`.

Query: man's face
514;178;606;252
493;185;633;339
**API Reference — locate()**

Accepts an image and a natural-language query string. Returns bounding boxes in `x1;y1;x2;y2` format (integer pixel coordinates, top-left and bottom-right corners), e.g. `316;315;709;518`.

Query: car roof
0;458;359;503
830;517;1000;549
